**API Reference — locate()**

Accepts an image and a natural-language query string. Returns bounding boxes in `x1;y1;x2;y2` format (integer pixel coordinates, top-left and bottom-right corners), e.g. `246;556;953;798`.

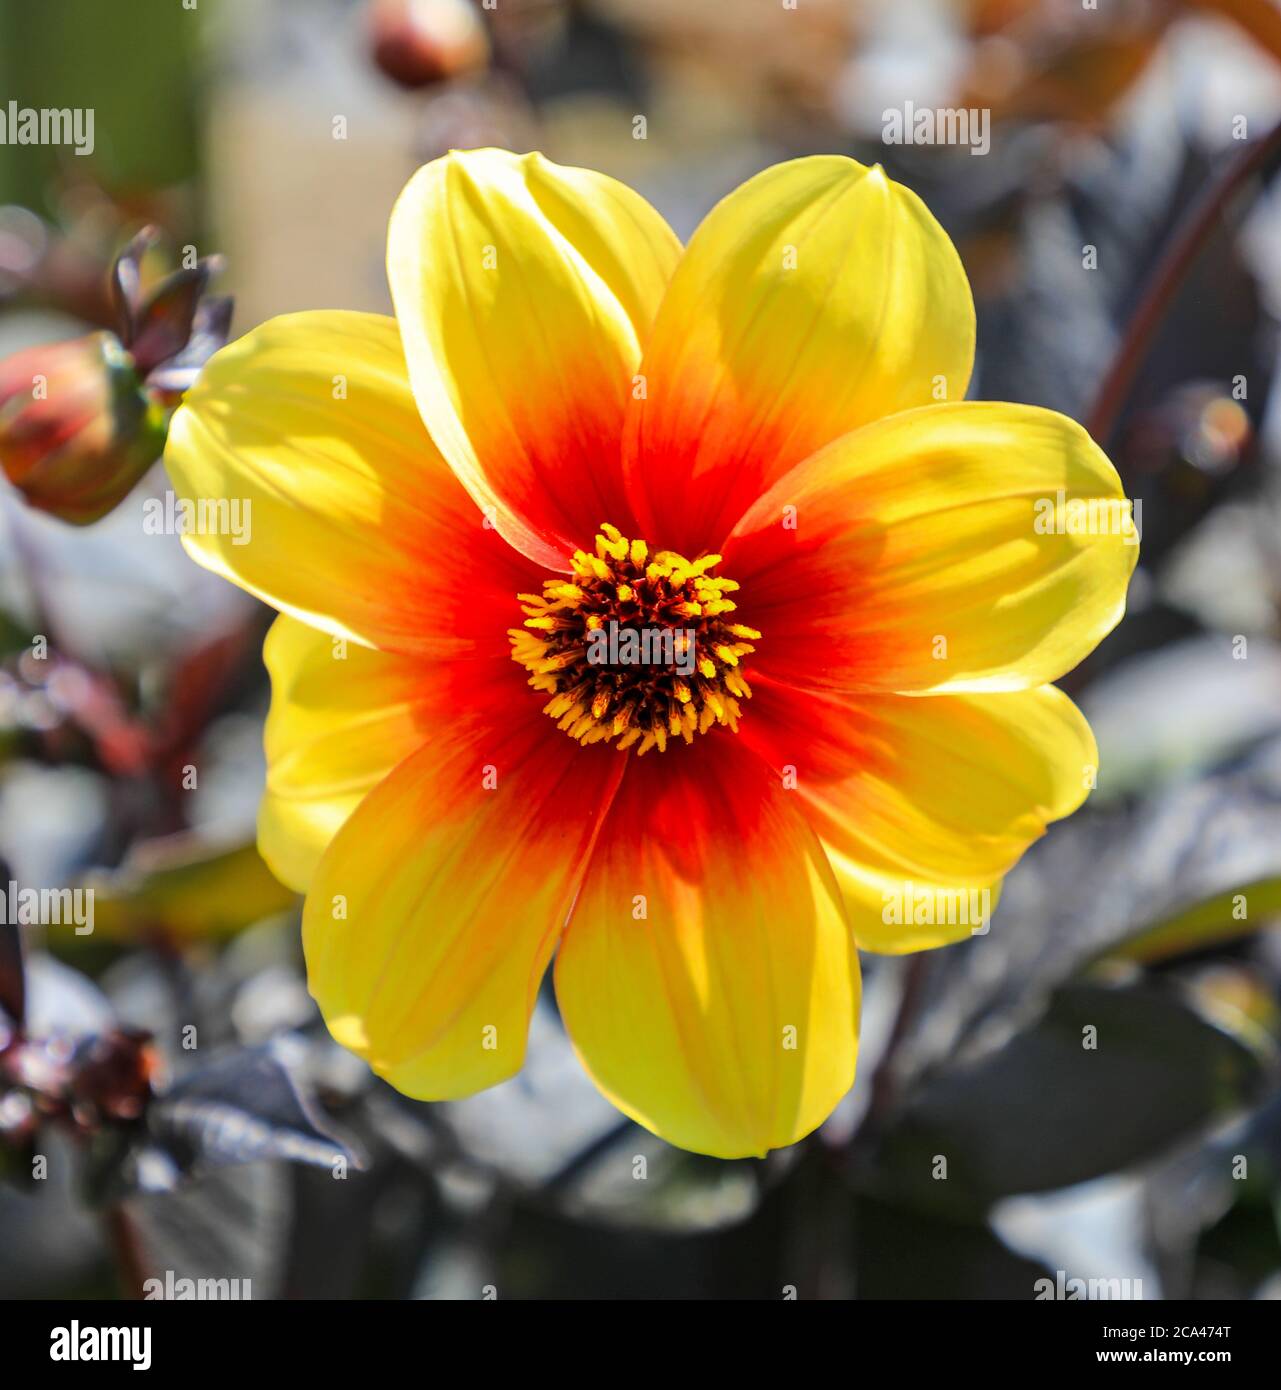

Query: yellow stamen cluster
509;524;761;755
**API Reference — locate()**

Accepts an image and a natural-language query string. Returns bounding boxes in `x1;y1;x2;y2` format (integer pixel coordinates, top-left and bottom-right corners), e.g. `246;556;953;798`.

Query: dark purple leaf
110;225;162;341
128;259;224;377
146;1043;360;1177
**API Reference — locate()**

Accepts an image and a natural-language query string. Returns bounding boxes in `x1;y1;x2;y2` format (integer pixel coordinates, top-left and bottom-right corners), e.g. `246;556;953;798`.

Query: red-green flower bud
0;332;167;525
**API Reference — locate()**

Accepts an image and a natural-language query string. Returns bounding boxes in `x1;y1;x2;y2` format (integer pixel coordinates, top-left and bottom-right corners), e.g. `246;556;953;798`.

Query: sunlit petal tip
328;1013;370;1054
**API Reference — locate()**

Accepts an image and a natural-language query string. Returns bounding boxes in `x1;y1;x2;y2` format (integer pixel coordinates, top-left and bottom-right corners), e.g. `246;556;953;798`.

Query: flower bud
0;332;167;525
369;0;491;89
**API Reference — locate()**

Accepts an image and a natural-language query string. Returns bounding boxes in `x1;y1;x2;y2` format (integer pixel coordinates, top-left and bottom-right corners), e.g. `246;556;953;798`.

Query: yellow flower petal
387;148;683;570
623;155;975;554
303;705;625;1099
824;855;1005;956
164;309;537;656
258;614;447;893
727;401;1138;694
741;678;1095;952
555;740;860;1158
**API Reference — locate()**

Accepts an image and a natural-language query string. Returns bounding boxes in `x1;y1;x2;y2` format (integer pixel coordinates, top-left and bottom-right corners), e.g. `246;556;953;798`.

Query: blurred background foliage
2;0;1281;1300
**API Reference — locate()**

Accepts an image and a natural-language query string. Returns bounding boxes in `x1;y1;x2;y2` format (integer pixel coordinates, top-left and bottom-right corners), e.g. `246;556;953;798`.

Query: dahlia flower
164;149;1136;1158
